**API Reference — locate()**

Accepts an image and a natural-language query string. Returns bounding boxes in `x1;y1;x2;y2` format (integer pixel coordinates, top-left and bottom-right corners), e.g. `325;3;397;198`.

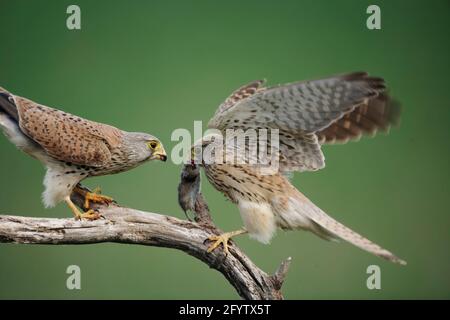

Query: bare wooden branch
0;189;290;300
272;257;292;290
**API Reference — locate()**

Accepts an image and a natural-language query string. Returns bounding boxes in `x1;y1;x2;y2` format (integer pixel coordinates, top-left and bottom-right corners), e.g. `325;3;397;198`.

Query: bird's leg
207;229;247;255
83;186;114;209
64;197;101;221
73;185;114;209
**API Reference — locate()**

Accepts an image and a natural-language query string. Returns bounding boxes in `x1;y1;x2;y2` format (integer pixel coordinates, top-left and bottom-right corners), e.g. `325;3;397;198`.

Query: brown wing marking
14;95;123;167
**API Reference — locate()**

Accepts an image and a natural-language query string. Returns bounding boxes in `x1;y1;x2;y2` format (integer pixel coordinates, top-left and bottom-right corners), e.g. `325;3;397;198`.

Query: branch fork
0;186;291;299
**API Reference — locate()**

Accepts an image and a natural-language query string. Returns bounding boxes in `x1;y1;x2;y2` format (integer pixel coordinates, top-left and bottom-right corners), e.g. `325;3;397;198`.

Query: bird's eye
148;141;158;149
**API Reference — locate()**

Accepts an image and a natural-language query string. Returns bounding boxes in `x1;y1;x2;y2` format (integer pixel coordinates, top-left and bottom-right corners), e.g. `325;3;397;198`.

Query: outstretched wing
316;92;400;144
12;94;123;167
208;72;395;172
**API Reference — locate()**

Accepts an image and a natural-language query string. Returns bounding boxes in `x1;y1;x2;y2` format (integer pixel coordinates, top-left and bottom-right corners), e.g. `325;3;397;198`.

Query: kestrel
181;72;406;264
0;87;167;220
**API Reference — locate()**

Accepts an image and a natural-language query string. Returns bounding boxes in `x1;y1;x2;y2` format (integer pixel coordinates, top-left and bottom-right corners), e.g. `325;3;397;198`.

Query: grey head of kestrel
180;72;406;265
0;87;167;220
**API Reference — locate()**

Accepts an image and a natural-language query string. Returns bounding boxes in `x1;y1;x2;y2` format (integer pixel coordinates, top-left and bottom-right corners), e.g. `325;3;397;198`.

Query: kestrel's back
9;93;123;167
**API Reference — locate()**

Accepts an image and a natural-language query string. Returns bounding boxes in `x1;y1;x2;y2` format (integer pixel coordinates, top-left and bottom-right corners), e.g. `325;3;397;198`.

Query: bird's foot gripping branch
0;185;292;300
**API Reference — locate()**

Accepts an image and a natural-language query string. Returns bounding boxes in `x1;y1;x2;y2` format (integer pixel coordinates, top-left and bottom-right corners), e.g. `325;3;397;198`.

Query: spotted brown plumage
14;95;123;167
0;87;167;220
186;72;405;264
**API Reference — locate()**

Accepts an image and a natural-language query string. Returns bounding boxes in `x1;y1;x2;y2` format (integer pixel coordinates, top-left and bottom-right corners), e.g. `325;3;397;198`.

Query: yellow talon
78;209;102;221
207;234;231;254
206;229;247;255
65;196;102;221
78;187;113;209
84;192;113;209
72;185;114;209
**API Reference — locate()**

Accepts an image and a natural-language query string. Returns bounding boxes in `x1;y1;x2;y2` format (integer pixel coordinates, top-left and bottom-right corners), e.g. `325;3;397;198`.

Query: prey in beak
152;144;167;162
157;154;167;162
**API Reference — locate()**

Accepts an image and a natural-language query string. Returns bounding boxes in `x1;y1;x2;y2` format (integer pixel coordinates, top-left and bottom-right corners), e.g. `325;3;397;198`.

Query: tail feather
0;87;19;121
294;195;406;265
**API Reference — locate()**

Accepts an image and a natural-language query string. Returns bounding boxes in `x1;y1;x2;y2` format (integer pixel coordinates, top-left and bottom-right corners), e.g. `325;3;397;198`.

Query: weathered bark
0;188;291;300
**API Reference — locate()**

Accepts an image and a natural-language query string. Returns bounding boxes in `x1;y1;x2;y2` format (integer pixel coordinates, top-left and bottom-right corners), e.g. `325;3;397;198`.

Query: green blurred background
0;0;449;299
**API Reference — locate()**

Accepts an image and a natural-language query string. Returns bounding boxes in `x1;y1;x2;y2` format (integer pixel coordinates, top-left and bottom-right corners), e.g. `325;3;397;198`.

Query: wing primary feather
317;92;401;144
208;72;400;172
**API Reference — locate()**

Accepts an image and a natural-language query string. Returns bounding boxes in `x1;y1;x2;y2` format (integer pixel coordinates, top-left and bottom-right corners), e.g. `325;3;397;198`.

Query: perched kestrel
181;72;405;264
0;87;167;220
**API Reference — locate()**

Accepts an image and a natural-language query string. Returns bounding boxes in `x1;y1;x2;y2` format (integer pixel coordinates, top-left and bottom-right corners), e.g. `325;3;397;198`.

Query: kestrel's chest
87;160;139;177
81;149;139;177
203;164;282;203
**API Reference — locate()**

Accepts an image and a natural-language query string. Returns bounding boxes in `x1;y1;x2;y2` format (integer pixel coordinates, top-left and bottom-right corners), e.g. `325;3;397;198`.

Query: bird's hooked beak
152;144;167;162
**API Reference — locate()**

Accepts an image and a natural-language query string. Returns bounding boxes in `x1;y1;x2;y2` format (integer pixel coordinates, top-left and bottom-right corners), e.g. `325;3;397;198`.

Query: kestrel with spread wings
179;72;405;264
0;87;167;220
